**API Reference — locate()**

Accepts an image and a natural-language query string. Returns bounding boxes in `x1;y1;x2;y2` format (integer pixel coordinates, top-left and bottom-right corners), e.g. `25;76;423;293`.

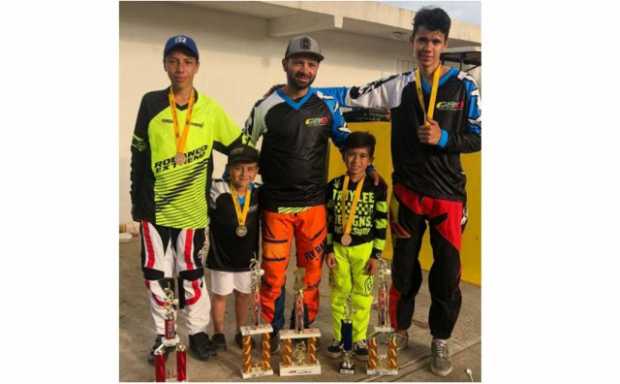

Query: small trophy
153;278;188;382
279;267;321;376
339;296;355;375
239;258;274;379
367;259;398;376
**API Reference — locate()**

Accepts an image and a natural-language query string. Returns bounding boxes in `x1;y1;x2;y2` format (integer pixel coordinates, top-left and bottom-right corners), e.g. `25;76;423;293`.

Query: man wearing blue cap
130;34;246;362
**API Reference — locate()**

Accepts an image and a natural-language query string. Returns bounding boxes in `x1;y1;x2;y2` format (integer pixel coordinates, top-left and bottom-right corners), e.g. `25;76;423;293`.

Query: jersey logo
305;116;329;127
436;101;464;111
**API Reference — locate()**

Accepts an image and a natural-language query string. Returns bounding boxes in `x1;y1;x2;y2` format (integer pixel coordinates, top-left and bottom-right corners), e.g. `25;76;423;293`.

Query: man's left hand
417;118;442;145
368;167;385;186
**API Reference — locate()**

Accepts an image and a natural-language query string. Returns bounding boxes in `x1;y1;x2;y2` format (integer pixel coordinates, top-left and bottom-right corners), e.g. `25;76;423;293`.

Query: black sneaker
327;339;343;359
147;335;173;364
235;332;256;349
189;332;217;360
353;340;369;361
212;333;227;351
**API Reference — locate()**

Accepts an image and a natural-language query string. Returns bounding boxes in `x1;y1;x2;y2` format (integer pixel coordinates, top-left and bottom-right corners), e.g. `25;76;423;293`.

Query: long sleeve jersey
318;67;481;202
326;175;388;259
130;87;244;229
243;87;351;211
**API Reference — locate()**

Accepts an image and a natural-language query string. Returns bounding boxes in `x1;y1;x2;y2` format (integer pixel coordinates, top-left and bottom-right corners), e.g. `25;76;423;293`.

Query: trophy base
279;328;321;339
367;368;398;376
373;325;394;334
241;367;274;379
240;324;273;336
279;363;321;376
339;363;355;375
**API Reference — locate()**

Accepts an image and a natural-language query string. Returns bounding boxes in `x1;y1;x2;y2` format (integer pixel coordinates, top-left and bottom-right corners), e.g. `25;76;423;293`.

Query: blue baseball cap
164;34;199;60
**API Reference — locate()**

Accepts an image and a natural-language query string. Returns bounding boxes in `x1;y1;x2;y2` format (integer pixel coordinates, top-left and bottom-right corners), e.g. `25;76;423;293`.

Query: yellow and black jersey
130;87;244;229
325;175;388;258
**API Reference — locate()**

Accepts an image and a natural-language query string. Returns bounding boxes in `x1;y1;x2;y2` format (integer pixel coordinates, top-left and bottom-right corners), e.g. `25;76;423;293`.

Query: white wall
119;2;418;224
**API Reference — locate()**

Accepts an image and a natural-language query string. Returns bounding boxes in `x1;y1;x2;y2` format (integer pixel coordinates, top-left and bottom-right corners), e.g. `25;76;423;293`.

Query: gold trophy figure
153;278;188;382
367;259;398;376
239;257;274;379
278;267;322;376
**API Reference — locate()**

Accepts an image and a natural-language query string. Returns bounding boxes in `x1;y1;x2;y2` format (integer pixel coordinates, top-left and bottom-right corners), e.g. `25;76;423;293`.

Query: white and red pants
140;220;210;336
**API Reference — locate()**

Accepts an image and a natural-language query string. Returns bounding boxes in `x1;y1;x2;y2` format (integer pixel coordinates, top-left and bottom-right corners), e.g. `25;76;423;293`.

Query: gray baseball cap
284;35;324;62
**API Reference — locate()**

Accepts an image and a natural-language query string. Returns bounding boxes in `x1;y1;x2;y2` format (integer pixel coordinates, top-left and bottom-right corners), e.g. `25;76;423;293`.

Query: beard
286;71;316;92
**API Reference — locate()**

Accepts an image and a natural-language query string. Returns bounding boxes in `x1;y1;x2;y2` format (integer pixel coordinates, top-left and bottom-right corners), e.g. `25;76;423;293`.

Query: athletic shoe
353;340;369;361
327;339;343;359
394;329;409;351
212;333;227;351
430;338;453;376
189;332;217;361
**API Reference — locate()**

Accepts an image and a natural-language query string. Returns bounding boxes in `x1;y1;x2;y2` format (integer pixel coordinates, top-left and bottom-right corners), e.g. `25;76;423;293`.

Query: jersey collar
420;67;458;94
276;87;316;110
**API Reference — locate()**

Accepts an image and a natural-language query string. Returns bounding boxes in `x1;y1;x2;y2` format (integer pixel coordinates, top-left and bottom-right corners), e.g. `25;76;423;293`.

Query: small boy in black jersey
206;145;261;350
325;131;388;361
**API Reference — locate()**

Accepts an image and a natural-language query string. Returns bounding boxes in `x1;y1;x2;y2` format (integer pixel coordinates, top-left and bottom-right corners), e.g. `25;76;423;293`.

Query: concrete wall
119;1;415;224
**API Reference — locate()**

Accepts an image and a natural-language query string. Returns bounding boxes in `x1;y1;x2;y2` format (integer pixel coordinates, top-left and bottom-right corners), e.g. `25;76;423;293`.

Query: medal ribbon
414;65;441;122
340;175;365;237
168;88;195;156
230;186;251;227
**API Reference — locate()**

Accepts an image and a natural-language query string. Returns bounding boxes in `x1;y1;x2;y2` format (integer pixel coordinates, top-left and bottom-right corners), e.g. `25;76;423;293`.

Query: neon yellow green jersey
130;88;244;229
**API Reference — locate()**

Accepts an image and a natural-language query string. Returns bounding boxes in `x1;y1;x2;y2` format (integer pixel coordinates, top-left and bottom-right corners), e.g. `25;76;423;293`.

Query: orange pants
260;205;326;332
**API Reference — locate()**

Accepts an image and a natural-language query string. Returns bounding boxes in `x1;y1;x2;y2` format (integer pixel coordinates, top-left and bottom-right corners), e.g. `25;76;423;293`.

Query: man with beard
243;35;379;351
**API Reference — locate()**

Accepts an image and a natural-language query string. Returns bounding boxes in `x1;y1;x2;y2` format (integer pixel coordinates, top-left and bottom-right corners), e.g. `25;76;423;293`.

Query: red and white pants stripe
140;220;210;336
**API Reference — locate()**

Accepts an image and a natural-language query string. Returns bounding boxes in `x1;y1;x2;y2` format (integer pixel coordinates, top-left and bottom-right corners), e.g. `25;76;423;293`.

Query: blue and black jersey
319;67;481;202
244;87;351;210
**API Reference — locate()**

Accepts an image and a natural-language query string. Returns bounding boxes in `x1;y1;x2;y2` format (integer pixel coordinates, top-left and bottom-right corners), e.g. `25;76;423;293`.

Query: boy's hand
326;252;336;269
366;258;378;275
417;118;441;145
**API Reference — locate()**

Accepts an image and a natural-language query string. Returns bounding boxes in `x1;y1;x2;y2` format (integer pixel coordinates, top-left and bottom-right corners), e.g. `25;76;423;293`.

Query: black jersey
206;179;260;272
319;67;481;202
244;88;350;211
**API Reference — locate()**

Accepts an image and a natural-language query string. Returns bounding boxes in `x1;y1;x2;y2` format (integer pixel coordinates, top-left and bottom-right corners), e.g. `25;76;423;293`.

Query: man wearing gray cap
243;35;380;353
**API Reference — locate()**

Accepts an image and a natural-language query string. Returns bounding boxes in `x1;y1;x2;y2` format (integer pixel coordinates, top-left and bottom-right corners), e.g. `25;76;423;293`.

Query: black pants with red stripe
389;184;463;340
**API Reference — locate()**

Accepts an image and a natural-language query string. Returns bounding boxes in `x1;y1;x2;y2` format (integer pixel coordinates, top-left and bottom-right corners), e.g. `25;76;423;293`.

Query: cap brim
286;52;324;62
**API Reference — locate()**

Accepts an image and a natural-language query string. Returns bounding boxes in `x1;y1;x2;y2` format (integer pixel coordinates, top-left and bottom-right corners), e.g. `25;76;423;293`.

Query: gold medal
340;234;352;246
231;185;251;238
175;152;186;165
236;225;248;237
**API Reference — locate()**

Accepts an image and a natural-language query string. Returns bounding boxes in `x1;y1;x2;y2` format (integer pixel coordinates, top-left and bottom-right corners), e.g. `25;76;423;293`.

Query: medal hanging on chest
231;186;251;238
168;88;195;165
340;175;365;246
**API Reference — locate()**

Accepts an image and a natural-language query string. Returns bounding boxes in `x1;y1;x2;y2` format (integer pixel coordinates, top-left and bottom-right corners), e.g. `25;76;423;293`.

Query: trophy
153;278;188;382
278;267;321;376
239;258;274;379
367;259;398;376
339;296;355;375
